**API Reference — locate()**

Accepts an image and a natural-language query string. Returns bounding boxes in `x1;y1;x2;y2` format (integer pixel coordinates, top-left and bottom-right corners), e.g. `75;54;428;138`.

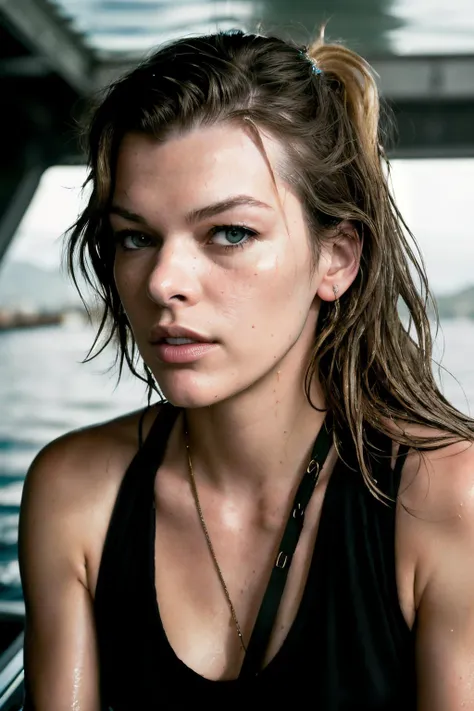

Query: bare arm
409;444;474;710
19;439;102;711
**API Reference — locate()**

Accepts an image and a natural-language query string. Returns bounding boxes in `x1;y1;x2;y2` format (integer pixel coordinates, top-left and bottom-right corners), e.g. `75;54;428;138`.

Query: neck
182;362;327;497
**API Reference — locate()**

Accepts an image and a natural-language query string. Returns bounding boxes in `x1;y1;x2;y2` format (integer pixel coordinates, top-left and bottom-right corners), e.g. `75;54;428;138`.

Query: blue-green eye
115;230;153;250
210;225;257;248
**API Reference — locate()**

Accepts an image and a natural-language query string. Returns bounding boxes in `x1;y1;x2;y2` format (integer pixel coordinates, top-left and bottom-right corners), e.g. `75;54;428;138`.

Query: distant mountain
435;285;474;320
0;260;85;311
1;259;474;320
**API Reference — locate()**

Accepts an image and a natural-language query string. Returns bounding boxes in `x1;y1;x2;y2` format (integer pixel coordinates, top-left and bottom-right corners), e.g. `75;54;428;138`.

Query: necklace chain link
184;424;247;653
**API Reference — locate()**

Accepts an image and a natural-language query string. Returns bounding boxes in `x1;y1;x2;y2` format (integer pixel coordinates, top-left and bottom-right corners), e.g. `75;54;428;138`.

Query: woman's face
111;123;328;408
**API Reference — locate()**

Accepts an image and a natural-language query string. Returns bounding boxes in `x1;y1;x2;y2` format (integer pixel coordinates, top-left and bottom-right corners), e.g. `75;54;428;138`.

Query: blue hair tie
299;49;323;76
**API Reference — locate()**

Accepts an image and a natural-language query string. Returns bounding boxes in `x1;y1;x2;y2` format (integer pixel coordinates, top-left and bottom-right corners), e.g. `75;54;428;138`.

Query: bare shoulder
389;424;474;707
394;423;474;609
19;404;161;592
22;406;150;506
396;424;474;518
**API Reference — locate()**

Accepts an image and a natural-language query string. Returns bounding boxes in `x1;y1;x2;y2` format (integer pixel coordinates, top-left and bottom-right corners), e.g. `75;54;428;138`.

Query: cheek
213;251;313;328
113;258;149;323
212;254;281;314
113;263;131;309
114;252;147;293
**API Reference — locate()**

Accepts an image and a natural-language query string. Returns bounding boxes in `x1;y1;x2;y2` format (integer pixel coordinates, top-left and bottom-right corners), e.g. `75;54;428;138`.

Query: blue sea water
0;318;473;601
0;319;147;600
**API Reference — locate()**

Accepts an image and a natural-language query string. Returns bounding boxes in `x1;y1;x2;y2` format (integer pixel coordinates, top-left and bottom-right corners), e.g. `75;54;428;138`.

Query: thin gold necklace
183;421;247;653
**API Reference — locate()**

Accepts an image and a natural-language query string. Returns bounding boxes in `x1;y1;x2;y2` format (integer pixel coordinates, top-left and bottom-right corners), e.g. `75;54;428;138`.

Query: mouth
148;325;218;365
157;336;211;346
149;324;214;346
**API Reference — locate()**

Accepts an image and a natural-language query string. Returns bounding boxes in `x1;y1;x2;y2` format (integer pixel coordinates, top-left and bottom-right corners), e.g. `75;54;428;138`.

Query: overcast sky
5;159;474;296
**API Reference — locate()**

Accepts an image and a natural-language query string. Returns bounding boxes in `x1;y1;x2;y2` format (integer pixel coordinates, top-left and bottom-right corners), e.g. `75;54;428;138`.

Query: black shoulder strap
239;414;333;678
141;401;180;464
137;404;151;449
94;401;180;611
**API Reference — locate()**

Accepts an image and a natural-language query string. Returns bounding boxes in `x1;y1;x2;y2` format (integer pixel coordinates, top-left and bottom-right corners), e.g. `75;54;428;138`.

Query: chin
155;371;232;410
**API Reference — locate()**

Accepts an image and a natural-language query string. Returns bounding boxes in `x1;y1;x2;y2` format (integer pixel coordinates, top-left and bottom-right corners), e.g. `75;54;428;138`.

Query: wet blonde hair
67;29;473;498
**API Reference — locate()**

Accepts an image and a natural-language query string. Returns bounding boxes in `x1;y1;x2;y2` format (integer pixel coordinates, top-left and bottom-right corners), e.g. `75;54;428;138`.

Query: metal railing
0;602;25;711
0;637;23;710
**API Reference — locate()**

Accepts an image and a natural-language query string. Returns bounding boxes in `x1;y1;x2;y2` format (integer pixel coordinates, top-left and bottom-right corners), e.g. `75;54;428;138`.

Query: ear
316;220;362;302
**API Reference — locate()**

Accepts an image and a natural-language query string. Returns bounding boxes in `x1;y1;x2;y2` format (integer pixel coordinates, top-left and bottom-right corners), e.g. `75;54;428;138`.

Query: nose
146;238;202;307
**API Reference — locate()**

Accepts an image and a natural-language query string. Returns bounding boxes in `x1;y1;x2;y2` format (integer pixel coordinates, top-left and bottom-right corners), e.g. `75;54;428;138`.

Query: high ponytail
308;34;380;161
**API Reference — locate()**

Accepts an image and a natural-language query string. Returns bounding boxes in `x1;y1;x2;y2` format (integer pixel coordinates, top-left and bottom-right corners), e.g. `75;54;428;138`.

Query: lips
149;326;218;365
148;324;214;345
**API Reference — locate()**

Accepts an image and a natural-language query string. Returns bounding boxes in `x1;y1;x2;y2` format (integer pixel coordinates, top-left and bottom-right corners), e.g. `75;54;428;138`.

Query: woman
19;29;474;710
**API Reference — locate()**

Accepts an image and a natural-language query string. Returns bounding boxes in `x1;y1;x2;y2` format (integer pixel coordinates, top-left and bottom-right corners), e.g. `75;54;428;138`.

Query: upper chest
151;446;417;681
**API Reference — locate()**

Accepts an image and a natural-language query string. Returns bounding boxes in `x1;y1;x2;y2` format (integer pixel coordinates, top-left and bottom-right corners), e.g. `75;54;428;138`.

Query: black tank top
94;403;416;710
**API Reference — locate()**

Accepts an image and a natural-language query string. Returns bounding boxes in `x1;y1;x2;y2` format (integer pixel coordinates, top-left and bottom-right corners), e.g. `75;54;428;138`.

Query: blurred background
0;0;473;609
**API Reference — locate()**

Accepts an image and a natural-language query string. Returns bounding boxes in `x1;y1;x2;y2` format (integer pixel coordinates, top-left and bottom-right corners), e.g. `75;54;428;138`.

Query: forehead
113;124;289;213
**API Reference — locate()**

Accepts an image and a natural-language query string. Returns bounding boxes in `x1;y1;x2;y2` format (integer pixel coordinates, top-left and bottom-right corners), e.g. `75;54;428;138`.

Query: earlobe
316;221;362;303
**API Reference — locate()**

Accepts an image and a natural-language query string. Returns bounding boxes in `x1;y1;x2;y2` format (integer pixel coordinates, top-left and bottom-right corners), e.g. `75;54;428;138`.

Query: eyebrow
109;195;273;226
